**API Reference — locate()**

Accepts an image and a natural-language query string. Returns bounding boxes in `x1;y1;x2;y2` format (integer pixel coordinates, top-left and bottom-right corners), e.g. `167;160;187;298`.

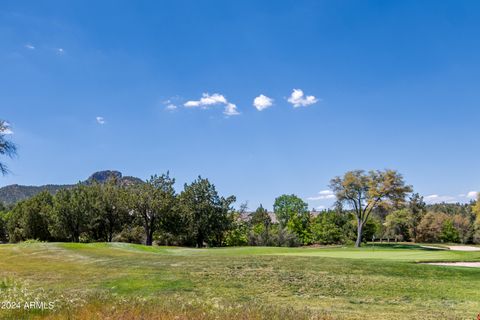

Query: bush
440;220;460;243
311;213;345;245
113;226;146;244
416;212;448;243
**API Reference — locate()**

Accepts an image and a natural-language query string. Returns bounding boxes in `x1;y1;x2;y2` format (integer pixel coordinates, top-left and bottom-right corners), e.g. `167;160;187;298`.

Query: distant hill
0;170;143;205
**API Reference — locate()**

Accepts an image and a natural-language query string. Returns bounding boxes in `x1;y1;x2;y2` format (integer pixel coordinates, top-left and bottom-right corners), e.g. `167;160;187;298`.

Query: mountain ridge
0;170;143;205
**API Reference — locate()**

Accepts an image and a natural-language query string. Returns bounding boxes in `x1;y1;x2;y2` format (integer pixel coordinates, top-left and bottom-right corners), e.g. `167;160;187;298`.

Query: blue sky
1;0;479;210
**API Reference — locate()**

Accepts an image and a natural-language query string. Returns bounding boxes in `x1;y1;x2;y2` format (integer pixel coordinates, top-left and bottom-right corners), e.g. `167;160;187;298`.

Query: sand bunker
446;246;480;251
424;262;480;268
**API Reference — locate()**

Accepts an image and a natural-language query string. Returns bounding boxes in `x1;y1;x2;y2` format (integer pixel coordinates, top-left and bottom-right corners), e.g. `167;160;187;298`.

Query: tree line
0;170;479;247
1;121;480;247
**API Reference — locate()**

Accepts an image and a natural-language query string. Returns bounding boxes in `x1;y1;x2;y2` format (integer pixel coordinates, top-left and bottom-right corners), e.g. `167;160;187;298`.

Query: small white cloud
424;194;456;204
96;116;106;125
184;93;240;116
165;104;177;111
307;189;335;201
184;93;228;108
253;94;273;111
25;44;35;50
287;89;318;107
467;191;478;199
1;122;13;135
315;205;326;210
56;48;65;55
223;103;240;116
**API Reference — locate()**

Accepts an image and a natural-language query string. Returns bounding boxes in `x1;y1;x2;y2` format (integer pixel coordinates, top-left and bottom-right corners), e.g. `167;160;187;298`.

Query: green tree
249;204;271;228
384;208;411;242
7;191;53;242
0;203;8;242
408;193;426;242
440;219;460;243
452;214;472;244
311;211;345;244
91;179;129;242
51;186;95;242
330;169;412;247
128;173;176;246
273;194;311;245
178;176;235;247
0;120;16;175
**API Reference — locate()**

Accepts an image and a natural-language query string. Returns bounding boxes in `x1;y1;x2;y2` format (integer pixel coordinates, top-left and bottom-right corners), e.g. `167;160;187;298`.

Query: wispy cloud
287;89;318;107
184;93;240;116
424;194;456;204
24;44;35;50
253;94;273;111
96;116;106;125
56;48;65;55
307;190;335;201
165;104;177;111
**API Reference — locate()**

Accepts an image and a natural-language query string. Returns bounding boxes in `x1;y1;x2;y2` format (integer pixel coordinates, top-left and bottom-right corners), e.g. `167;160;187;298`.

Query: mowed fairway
0;243;479;319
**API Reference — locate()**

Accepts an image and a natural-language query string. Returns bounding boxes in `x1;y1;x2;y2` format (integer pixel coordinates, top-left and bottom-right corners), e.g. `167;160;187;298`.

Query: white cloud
223;103;240;116
1;122;13;135
184;93;240;116
25;44;35;50
56;48;65;55
287;89;318;107
253;94;273;111
315;205;326;210
307;189;335;201
96;116;106;125
467;191;478;199
424;194;456;204
184;93;227;108
165;104;177;111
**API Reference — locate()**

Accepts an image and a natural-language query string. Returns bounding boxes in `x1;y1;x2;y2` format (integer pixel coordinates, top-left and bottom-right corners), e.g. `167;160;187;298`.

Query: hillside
0;170;143;205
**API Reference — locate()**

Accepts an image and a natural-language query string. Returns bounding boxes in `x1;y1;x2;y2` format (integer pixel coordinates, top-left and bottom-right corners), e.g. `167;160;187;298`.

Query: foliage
0;120;16;175
416;212;449;243
407;193;426;242
330;169;412;247
6;191;53;242
384;209;411;242
128;173;176;246
178;176;235;247
439;219;460;243
310;210;347;244
273;194;311;245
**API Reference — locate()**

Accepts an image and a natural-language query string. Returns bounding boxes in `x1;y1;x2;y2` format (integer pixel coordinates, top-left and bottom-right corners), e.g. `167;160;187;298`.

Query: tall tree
330;170;412;247
91;178;129;242
249;204;271;228
408;193;426;242
0;120;16;175
273;194;311;244
129;173;176;246
7;191;53;242
178;176;235;247
52;186;95;242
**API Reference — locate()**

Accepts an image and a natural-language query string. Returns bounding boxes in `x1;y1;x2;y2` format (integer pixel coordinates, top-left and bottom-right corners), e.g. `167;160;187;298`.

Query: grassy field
0;242;479;319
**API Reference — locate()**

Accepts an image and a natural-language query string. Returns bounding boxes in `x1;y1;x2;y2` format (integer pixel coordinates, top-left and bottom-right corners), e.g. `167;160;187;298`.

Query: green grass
0;242;479;319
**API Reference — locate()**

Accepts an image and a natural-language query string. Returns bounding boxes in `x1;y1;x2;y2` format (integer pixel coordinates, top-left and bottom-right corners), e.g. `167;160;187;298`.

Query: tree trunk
196;234;204;248
355;220;363;248
145;231;153;246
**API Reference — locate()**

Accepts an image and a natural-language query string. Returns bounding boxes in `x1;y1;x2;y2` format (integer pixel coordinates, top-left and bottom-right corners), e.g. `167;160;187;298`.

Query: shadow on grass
363;243;442;251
